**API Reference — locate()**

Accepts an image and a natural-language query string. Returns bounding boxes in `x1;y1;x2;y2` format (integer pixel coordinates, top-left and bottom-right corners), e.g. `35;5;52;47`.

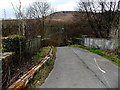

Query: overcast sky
0;0;77;19
0;0;119;19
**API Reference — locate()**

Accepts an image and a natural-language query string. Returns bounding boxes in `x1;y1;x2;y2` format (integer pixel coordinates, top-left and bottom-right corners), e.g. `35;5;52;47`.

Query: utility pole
3;9;6;19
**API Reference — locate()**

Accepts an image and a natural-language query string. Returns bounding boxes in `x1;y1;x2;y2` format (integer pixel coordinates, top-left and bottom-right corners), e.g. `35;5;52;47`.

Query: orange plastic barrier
9;47;53;89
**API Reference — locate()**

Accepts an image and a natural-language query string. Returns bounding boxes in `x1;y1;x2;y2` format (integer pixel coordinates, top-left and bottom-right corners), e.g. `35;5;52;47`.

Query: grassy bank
33;47;51;64
69;45;120;66
26;47;57;89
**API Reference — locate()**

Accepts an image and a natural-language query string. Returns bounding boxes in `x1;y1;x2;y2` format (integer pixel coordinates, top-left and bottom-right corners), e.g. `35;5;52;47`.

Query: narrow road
37;47;118;88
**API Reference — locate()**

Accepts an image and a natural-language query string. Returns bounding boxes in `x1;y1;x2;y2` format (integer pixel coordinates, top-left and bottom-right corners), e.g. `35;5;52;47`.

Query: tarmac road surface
37;47;119;88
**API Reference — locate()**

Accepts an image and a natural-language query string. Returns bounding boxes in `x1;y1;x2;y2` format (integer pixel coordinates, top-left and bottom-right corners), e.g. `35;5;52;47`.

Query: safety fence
9;47;53;89
1;36;41;89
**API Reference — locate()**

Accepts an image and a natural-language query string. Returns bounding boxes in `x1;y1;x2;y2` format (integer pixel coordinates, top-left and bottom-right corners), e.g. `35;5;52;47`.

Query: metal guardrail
8;47;53;89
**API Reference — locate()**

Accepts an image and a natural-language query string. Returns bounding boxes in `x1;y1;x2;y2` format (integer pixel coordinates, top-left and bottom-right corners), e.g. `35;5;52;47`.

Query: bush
2;35;26;54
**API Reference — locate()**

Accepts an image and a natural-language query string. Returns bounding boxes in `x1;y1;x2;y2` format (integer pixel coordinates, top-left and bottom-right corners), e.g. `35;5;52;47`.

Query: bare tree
11;0;26;62
11;0;26;36
26;1;51;38
77;0;120;38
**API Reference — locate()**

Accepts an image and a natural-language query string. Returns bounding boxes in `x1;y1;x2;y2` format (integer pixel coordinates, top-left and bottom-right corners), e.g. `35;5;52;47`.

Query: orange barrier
9;47;53;90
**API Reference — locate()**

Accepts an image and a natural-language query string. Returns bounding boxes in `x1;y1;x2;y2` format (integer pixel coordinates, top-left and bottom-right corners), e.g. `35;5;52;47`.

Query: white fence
84;38;118;50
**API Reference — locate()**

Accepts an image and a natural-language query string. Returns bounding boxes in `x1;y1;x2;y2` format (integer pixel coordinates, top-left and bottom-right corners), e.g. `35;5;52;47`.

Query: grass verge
25;47;57;89
33;47;51;64
68;45;120;66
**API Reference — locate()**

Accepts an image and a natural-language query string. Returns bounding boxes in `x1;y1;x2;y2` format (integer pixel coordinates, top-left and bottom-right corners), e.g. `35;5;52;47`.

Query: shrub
2;35;26;54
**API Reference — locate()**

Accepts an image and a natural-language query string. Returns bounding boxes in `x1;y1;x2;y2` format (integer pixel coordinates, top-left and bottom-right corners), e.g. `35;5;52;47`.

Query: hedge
2;35;26;54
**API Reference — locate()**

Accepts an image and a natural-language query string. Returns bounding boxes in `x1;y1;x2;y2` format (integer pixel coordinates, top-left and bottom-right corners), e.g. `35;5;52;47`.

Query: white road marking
94;58;106;74
72;48;111;88
94;58;111;88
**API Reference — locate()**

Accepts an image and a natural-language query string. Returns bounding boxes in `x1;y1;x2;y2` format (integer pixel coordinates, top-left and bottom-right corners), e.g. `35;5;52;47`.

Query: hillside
50;11;76;23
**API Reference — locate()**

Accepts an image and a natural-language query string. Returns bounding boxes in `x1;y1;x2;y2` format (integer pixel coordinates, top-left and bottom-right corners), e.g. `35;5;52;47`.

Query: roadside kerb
8;47;53;89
